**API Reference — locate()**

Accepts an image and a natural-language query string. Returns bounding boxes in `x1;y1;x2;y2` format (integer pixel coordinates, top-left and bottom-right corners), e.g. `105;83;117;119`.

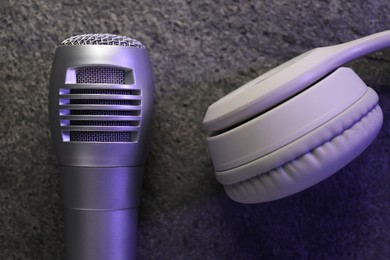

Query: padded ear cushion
223;88;383;203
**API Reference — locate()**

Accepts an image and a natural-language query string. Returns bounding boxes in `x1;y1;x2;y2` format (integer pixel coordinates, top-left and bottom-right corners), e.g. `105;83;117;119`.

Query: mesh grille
70;110;140;116
70;121;139;126
70;131;133;142
70;99;140;105
76;67;126;84
59;66;141;143
70;89;140;95
61;34;145;48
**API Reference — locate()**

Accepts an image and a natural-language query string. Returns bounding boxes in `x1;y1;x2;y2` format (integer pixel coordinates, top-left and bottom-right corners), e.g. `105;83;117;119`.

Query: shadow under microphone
49;34;154;260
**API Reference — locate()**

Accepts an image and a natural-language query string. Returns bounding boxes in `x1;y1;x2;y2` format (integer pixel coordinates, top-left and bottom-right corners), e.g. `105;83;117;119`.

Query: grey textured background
1;0;390;259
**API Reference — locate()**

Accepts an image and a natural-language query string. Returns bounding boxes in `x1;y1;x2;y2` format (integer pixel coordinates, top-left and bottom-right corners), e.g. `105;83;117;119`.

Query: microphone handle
59;166;144;260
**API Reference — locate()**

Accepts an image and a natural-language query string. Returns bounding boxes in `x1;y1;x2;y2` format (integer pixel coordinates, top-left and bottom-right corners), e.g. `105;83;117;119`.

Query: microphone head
49;34;154;167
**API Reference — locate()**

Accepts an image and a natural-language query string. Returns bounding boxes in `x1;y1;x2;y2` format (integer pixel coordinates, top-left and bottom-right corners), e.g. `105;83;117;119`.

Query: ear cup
204;31;390;204
223;88;382;203
207;68;369;174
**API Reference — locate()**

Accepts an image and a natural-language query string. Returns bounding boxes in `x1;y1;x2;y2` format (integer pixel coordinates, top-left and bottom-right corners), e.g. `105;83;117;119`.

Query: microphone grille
61;34;146;48
59;66;142;143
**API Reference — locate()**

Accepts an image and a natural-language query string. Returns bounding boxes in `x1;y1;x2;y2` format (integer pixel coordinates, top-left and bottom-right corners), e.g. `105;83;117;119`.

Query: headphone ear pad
223;88;383;203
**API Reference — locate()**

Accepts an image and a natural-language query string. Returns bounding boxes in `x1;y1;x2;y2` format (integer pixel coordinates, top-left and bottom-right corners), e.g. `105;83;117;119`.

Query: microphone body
49;35;154;260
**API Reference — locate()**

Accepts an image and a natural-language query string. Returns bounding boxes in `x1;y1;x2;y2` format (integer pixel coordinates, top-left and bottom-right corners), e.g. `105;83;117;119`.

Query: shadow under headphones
203;30;390;204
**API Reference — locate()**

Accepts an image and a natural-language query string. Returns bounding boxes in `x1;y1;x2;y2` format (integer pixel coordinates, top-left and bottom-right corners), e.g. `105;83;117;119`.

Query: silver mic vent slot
59;66;141;143
76;67;126;84
69;131;134;143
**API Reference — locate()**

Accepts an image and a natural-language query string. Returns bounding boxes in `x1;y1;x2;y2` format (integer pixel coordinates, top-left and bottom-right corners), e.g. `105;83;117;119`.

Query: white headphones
203;30;390;203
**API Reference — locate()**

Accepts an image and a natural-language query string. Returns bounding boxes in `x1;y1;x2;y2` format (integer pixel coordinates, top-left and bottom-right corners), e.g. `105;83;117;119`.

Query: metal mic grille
76;67;126;84
70;131;133;142
61;34;145;48
59;66;141;143
69;110;139;116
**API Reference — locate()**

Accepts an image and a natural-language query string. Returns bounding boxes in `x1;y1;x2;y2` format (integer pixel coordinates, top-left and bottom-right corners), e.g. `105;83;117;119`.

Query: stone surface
1;0;390;259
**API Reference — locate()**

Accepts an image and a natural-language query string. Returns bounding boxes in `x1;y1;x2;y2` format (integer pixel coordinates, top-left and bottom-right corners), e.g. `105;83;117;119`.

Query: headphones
203;30;390;203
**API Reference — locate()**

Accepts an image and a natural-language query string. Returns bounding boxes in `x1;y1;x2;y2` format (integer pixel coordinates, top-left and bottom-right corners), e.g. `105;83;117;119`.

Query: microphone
49;34;154;260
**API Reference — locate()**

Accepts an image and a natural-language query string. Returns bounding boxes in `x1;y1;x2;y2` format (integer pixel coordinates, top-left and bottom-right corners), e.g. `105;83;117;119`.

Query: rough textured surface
1;0;390;259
